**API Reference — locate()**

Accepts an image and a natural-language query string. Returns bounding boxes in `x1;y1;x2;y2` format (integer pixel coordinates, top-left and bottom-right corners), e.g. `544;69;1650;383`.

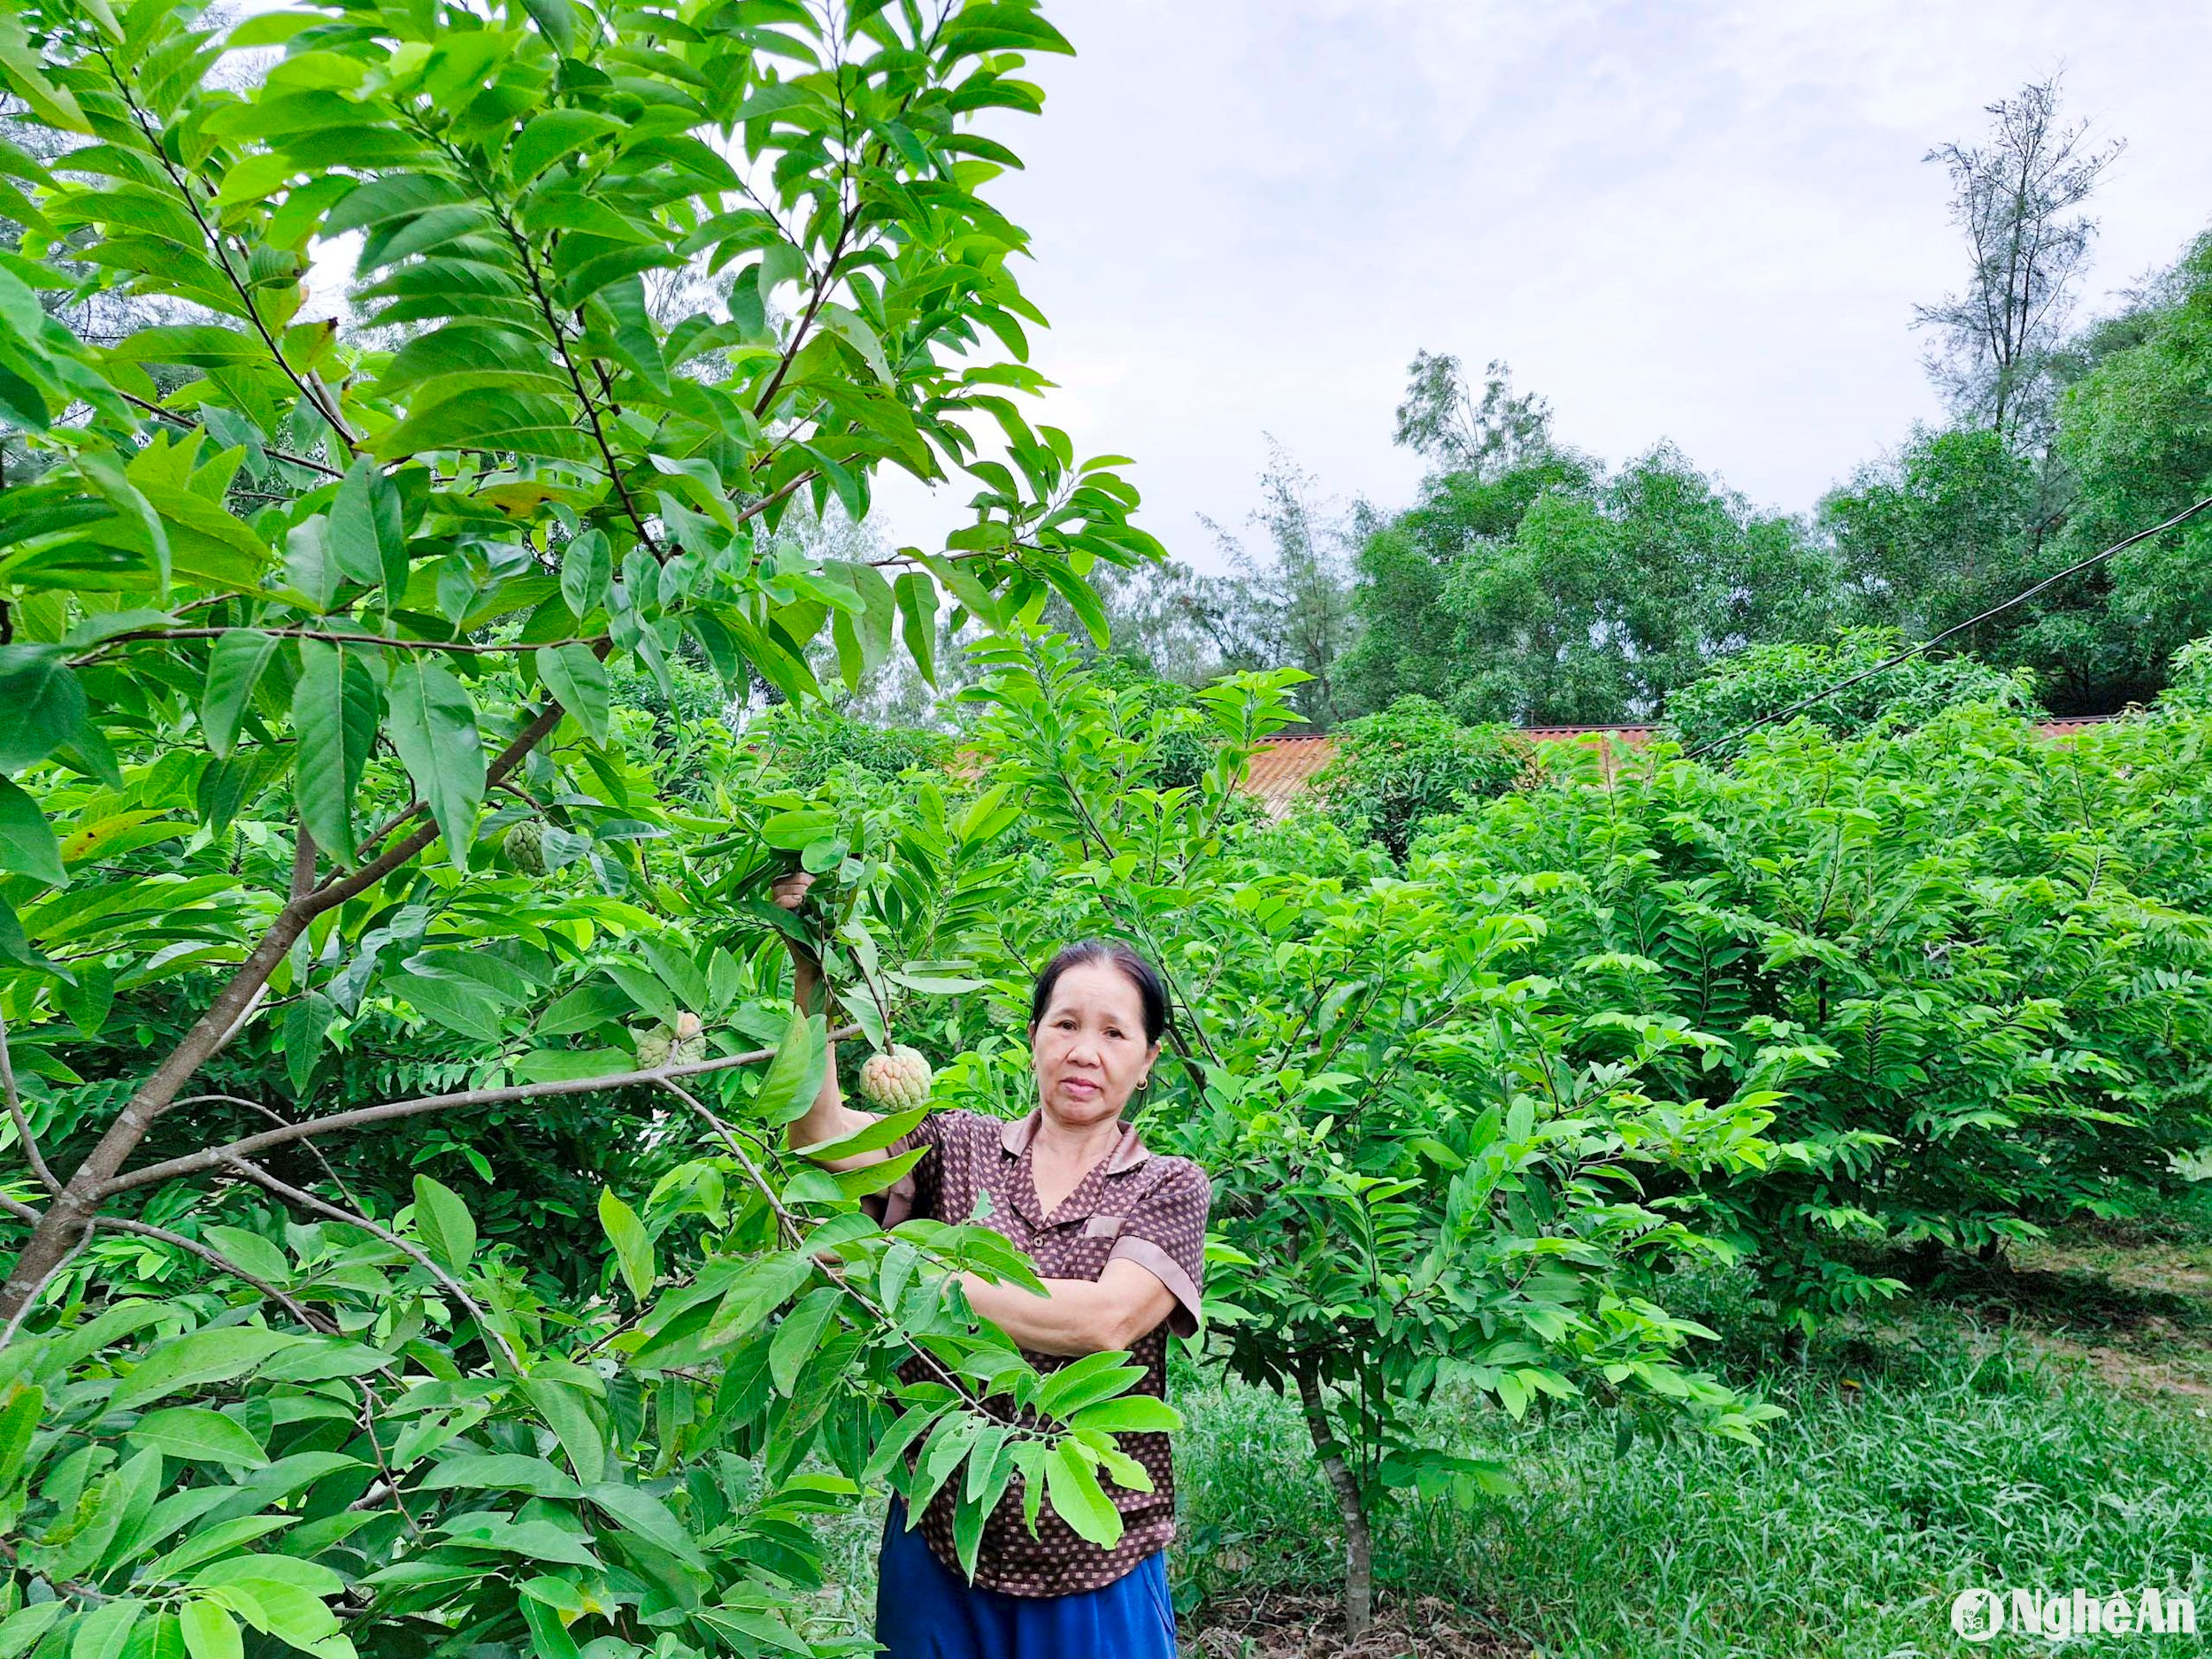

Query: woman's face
1030;961;1159;1131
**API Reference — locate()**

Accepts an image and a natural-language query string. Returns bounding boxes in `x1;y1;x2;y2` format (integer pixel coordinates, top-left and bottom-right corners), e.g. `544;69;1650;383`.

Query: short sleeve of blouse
1106;1159;1211;1337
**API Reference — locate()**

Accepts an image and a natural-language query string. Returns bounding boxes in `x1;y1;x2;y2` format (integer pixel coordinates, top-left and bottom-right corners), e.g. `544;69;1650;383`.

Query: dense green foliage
1412;695;2212;1326
1664;627;2039;754
946;635;1784;1627
0;1;1193;1653
1311;695;1527;858
1346;448;1830;726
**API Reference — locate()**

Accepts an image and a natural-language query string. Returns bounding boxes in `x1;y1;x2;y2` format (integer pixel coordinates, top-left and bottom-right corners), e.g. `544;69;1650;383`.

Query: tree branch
116;391;342;479
93;1215;335;1333
69;627;605;669
0;1010;58;1197
1;696;575;1325
224;1156;520;1371
106;1032;856;1197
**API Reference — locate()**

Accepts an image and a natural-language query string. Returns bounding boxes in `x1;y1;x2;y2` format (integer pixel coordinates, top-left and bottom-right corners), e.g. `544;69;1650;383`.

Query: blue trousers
874;1502;1178;1658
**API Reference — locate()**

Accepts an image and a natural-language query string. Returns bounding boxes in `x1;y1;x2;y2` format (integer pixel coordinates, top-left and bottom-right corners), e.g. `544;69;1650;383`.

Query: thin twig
109;1033;850;1197
0;1010;58;1196
93;1215;334;1333
225;1156;522;1372
170;1092;367;1215
68;626;604;668
650;1075;992;1409
0;1539;108;1604
117;391;343;479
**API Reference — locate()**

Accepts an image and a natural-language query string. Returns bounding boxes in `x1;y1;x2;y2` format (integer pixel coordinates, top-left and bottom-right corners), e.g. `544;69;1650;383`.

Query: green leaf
767;1285;841;1395
390;972;504;1041
596;1188;655;1300
373;389;591;463
537;643;608;743
938;4;1075;57
511;109;620;186
201;1578;336;1654
584;1482;704;1569
894;571;938;686
559;530;611;618
697;1607;810;1655
1035;558;1110;648
0;1604;65;1659
411;1174;477;1271
518;0;579;55
0;776;65;887
177;1601;240;1659
125;1407;269;1468
200;1227;289;1284
108;1328;298;1416
1066;1395;1183;1434
290;641;378;864
751;1009;826;1125
327;457;409;600
385;656;484;872
0;1384;43;1491
519;1598;582;1659
522;1378;605;1485
199;629;280;759
188;1555;345;1599
795;1103;929;1162
67;1598;141;1659
1042;1441;1123;1549
0;645;87;773
831;1144;926;1199
419;1452;580;1498
695;1253;816;1353
281;991;337;1095
1039;1354;1146;1417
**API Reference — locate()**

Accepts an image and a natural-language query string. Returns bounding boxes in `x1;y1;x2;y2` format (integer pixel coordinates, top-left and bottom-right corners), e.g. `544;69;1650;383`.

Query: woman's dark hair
1028;940;1171;1045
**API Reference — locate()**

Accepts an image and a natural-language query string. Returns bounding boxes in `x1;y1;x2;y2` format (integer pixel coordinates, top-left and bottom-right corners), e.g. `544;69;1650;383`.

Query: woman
772;871;1209;1659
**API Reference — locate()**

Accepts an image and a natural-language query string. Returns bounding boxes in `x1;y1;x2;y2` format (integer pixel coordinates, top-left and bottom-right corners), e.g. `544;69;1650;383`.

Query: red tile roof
1240;735;1338;817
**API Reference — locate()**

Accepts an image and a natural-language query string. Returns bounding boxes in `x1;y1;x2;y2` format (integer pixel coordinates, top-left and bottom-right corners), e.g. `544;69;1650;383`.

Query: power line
1683;491;2212;759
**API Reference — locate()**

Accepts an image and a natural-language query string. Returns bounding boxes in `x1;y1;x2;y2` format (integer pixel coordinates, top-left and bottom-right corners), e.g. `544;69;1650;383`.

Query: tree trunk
1;704;567;1328
1295;1365;1373;1640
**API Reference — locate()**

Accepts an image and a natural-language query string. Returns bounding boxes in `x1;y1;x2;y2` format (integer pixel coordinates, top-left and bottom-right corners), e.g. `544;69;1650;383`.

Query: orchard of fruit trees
3;0;2211;1653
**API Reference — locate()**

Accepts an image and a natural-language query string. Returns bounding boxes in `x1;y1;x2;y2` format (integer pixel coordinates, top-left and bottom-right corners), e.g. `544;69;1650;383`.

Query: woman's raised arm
771;870;891;1169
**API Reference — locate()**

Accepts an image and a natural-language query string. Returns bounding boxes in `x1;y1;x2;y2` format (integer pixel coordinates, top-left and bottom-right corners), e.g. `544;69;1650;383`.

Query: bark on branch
0;702;568;1325
105;1030;856;1198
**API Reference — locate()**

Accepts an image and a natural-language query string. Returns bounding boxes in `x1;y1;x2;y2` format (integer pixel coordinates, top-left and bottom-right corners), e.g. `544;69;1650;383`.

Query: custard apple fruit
857;1044;932;1110
671;1011;707;1066
503;818;547;876
635;1011;706;1071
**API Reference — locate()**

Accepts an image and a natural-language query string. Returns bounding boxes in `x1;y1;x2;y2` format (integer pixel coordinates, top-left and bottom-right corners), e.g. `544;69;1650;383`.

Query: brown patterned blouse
874;1107;1210;1596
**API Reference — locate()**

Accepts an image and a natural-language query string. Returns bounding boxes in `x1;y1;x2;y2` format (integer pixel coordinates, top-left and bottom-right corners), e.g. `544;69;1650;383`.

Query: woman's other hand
770;869;815;911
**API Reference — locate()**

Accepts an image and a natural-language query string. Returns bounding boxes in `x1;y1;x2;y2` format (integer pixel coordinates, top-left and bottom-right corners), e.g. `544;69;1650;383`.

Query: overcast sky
871;0;2212;572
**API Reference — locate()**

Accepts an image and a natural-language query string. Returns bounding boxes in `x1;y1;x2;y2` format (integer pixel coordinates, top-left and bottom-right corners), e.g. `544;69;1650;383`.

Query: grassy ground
812;1197;2212;1656
1173;1201;2212;1658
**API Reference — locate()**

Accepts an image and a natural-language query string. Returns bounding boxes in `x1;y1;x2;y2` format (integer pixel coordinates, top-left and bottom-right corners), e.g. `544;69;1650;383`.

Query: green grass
803;1205;2212;1655
1172;1256;2212;1657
